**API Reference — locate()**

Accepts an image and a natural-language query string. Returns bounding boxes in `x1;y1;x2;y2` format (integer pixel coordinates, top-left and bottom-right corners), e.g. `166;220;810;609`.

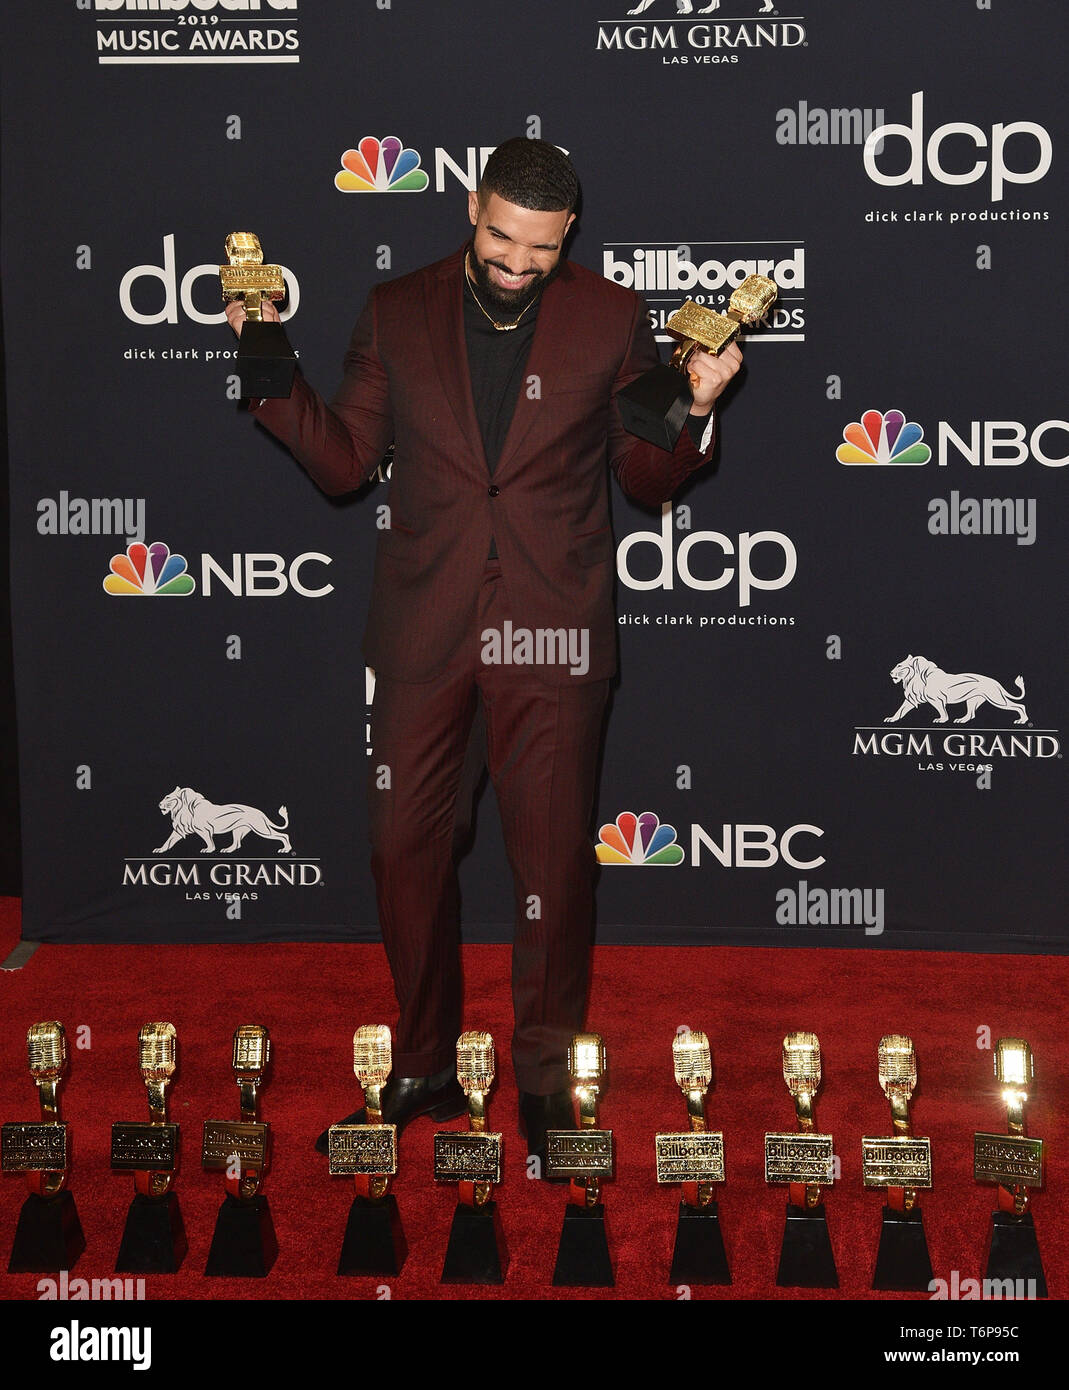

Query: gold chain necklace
464;253;538;331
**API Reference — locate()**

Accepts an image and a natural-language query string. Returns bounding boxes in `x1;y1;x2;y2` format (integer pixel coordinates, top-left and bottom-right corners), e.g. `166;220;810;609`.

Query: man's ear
468;191;480;227
564;211;576;239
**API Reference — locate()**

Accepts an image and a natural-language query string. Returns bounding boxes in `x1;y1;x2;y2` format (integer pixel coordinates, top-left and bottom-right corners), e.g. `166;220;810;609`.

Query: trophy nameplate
764;1132;835;1185
862;1136;932;1189
655;1132;726;1185
201;1120;268;1171
110;1122;179;1172
545;1129;615;1180
974;1133;1044;1189
327;1124;398;1177
219;265;286;300
434;1132;503;1185
1;1123;68;1173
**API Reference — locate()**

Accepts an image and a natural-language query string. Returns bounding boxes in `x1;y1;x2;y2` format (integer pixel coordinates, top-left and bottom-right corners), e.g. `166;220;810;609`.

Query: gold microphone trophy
111;1022;186;1272
546;1032;614;1287
973;1037;1046;1297
202;1024;277;1276
434;1031;507;1284
861;1035;933;1290
328;1025;406;1276
764;1031;838;1288
655;1029;730;1285
616;274;777;449
2;1022;85;1272
219;232;297;398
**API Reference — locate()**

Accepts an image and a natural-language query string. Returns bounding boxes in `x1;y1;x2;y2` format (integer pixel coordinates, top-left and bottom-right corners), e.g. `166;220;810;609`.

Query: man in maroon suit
227;139;741;1166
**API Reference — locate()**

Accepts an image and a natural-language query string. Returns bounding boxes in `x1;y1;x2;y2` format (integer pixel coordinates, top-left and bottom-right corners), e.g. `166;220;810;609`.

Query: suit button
487;485;500;497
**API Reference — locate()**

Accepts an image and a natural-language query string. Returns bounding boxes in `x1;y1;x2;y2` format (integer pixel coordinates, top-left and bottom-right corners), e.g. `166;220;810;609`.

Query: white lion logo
153;786;293;854
884;656;1028;726
627;1;775;14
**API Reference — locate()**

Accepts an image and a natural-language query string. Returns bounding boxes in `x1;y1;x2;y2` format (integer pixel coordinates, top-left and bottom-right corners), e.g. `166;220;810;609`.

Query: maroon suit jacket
254;244;714;684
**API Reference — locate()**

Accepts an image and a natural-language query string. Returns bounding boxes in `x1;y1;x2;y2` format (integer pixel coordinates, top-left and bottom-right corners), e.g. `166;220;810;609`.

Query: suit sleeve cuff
687;411;714;453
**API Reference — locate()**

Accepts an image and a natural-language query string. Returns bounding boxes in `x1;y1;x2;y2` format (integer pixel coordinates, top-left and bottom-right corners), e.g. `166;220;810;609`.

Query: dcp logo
863;92;1052;203
119;235;300;326
617;506;796;606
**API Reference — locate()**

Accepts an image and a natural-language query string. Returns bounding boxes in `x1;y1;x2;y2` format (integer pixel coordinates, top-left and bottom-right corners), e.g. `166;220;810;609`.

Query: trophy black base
337;1194;407;1277
617;365;694;451
440;1200;508;1285
985;1211;1047;1298
8;1191;86;1273
116;1192;187;1274
204;1194;277;1278
238;321;296;399
872;1205;933;1291
668;1199;731;1285
551;1202;614;1288
775;1202;838;1289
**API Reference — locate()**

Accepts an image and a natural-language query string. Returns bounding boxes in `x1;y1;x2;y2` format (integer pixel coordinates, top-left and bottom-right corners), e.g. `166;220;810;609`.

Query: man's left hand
686;341;743;416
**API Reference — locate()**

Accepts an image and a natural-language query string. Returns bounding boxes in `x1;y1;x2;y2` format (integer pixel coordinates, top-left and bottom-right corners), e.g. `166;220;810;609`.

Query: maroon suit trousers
368;562;608;1094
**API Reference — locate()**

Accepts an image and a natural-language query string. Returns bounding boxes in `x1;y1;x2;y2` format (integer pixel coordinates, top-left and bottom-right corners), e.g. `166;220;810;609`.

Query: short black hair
479;137;579;213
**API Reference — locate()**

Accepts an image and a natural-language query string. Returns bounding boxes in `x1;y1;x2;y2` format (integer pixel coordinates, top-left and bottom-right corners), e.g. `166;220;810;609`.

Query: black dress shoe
518;1089;575;1180
314;1066;466;1155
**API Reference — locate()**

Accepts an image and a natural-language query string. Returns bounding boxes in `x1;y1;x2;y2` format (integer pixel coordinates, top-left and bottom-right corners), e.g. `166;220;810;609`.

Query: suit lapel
494;263;576;480
424;248;488;473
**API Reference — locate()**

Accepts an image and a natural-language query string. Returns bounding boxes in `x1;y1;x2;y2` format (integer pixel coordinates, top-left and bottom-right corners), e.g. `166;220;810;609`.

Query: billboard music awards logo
594;2;807;64
596;811;826;868
852;654;1060;774
603;242;805;344
123;785;323;894
101;541;334;597
86;0;300;65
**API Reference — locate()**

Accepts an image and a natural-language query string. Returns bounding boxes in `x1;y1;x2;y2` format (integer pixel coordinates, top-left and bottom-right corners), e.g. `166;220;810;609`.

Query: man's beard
466;245;560;319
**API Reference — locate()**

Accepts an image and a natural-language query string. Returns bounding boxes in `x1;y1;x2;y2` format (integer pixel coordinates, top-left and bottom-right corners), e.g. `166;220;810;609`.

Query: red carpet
0;897;1063;1302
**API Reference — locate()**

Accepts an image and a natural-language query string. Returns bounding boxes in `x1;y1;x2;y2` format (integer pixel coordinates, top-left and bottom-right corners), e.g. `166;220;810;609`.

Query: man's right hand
224;299;282;338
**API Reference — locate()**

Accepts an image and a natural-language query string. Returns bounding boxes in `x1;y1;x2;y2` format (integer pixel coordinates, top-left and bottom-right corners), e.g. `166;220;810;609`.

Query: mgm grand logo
123;785;323;890
595;1;805;58
853;655;1060;764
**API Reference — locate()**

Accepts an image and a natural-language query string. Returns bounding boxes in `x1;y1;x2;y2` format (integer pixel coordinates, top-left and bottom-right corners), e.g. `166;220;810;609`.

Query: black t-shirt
463;274;540;478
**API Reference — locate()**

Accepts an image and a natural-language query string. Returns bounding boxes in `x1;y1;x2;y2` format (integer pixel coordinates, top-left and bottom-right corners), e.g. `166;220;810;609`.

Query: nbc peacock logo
596;811;685;866
836;409;931;466
103;542;194;596
334;137;429;193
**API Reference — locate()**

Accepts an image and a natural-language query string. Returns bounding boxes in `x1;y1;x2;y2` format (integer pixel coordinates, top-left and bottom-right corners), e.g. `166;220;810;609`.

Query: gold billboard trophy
764;1031;838;1288
617;274;778;449
328;1025;406;1276
202;1024;277;1276
433;1031;507;1284
655;1029;730;1285
220;232;297;398
861;1035;933;1290
111;1022;186;1273
974;1038;1047;1297
546;1032;614;1286
2;1022;85;1272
